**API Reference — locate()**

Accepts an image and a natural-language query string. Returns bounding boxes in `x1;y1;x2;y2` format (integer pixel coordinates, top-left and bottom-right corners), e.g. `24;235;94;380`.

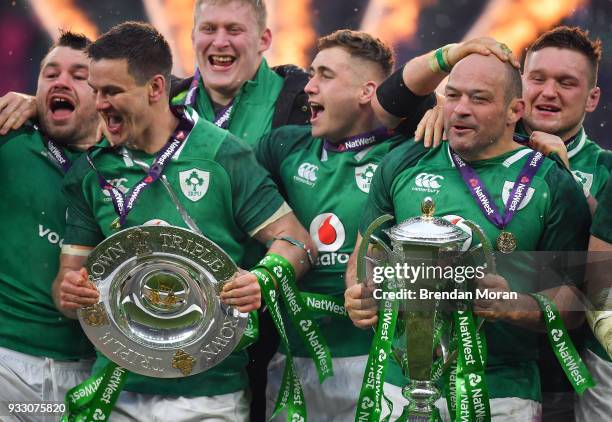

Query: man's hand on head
0;92;37;135
447;37;521;69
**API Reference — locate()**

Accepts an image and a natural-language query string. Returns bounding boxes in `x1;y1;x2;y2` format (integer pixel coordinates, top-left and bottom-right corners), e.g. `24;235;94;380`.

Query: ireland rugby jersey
516;122;612;199
172;59;284;145
0;125;93;360
62;108;288;396
592;172;612;243
255;125;414;357
587;172;612;361
361;141;590;401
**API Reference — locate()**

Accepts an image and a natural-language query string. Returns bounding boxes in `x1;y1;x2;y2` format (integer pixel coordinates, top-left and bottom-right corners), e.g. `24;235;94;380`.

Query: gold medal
110;217;121;230
496;231;517;253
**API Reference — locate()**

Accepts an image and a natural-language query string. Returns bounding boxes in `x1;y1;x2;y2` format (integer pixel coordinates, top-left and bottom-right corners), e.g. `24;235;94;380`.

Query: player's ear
506;98;524;125
585;86;600;113
148;75;167;103
359;81;378;105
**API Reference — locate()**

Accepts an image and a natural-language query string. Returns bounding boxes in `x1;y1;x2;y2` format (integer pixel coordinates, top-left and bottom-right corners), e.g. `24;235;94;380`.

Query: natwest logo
309;213;349;266
294;162;318;186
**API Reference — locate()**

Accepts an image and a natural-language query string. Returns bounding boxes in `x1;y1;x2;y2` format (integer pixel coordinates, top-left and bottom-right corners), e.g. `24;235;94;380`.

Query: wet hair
317;29;395;78
194;0;267;31
527;26;602;86
52;31;91;51
86;21;172;89
41;31;91;68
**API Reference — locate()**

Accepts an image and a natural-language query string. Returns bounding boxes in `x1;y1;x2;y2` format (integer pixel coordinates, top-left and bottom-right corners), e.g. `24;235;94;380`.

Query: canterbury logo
415;173;444;189
297;163;318;182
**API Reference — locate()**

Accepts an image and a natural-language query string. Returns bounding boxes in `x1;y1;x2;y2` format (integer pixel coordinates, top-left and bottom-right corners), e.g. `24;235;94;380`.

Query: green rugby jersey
592;172;612;243
172;59;283;146
0;126;94;360
361;141;590;401
586;172;612;361
62;109;287;396
516;122;612;199
255;125;411;357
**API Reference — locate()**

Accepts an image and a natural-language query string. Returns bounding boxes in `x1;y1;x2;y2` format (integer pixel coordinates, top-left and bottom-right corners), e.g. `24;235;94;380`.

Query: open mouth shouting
309;101;325;123
48;93;75;123
208;54;236;71
102;111;124;137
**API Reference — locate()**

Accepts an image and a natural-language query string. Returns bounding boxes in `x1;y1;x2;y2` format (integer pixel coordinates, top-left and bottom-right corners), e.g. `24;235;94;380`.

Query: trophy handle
462;219;496;275
356;214;394;284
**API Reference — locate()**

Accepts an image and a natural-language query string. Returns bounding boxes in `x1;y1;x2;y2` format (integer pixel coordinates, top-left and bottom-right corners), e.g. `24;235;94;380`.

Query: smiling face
36;46;97;145
305;47;371;140
88;58;151;147
443;54;522;160
522;47;600;141
192;0;271;103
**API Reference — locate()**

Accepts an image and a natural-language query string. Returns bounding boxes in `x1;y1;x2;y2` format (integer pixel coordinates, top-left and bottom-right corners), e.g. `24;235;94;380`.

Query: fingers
220;272;261;311
353;315;378;329
0;98;21;135
0;93;36;135
432;106;445;147
414;108;432;144
59;268;99;309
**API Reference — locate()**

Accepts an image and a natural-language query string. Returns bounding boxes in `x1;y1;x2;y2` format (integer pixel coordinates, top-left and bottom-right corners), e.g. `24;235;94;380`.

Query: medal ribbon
88;106;195;228
255;254;334;383
251;267;307;421
184;68;234;129
323;127;392;153
453;310;490;422
450;149;544;231
355;277;400;422
530;293;595;394
61;362;128;422
41;134;72;173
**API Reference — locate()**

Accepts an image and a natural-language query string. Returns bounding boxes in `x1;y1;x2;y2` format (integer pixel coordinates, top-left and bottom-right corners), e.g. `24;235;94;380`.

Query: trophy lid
384;197;469;246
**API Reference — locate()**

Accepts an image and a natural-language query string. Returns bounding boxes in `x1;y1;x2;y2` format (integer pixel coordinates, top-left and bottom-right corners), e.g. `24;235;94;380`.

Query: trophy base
401;380;440;422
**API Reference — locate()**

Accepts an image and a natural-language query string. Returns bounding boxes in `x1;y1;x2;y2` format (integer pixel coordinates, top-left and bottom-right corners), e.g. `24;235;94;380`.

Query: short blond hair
194;0;267;32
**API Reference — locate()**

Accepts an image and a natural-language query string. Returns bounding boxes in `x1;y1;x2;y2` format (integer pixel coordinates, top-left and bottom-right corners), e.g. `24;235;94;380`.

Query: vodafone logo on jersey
309;213;349;266
310;213;345;252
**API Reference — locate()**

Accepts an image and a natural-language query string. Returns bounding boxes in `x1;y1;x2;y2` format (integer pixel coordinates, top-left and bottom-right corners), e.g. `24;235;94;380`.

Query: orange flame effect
266;0;315;67
361;0;433;47
27;0;98;41
464;0;588;55
143;0;195;77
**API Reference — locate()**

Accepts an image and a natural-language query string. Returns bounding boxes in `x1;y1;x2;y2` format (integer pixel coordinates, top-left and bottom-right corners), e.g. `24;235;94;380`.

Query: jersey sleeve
538;162;591;251
61;154;105;247
216;133;288;236
536;161;590;288
591;172;612;243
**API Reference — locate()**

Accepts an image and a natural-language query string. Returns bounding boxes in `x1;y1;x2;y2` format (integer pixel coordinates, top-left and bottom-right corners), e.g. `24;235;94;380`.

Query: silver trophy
77;225;247;378
358;197;493;420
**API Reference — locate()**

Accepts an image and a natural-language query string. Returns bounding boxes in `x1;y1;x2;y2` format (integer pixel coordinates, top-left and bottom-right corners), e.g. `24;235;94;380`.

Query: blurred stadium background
1;0;610;147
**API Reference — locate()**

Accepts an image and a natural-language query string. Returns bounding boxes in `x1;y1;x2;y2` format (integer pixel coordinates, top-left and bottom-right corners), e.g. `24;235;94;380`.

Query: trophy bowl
77;225;248;378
